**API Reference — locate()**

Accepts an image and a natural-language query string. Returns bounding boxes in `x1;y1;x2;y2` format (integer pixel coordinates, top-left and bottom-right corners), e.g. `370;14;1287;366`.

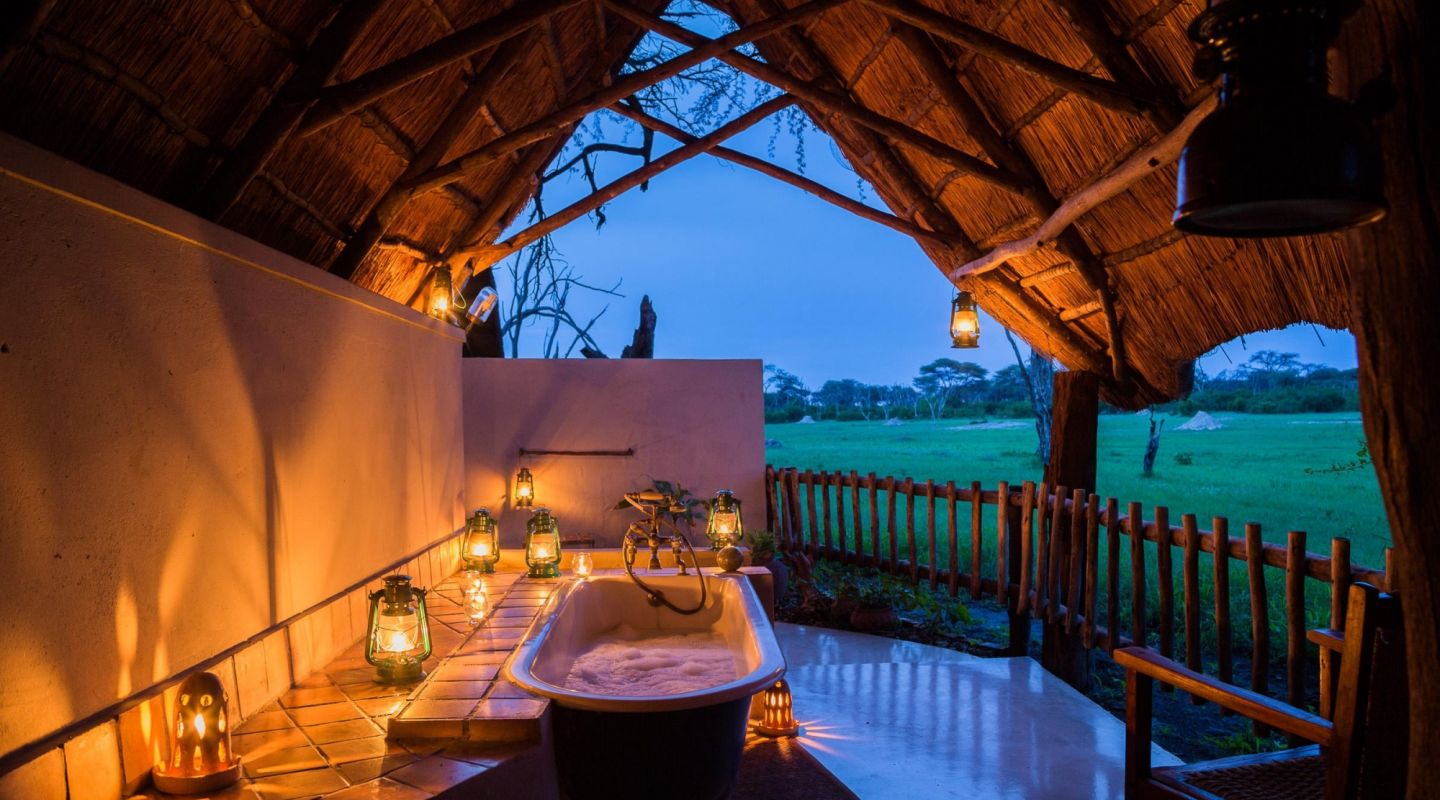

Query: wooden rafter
454;95;795;269
608;101;965;248
0;0;59;74
891;23;1130;382
299;0;587;136
950;94;1215;280
329;34;534;280
402;0;852;197
196;0;388;219
862;0;1153;116
605;0;1027;193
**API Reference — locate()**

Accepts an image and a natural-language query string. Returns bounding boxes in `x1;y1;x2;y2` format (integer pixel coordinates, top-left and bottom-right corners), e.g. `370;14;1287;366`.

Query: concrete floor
776;624;1182;800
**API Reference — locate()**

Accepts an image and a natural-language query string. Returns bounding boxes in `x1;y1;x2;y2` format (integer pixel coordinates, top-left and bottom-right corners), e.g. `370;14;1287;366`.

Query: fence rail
764;465;1389;723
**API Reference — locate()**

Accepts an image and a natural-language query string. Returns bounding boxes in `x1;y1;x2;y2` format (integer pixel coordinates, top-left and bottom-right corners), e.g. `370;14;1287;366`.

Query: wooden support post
1285;530;1307;745
197;0;388;219
1245;522;1270;736
1182;513;1203;704
1040;371;1098;687
1341;3;1440;792
1006;489;1030;656
1213;516;1234;702
1156;505;1174;691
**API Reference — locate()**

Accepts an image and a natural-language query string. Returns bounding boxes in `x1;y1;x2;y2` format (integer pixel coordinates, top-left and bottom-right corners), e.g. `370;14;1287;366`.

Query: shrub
1173;452;1194;466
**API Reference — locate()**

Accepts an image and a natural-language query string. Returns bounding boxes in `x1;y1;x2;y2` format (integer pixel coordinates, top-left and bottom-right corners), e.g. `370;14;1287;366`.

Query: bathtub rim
504;573;786;713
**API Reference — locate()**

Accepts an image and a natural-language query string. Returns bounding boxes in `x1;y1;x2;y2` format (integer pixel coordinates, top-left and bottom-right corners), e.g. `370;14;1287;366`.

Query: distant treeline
766;350;1359;424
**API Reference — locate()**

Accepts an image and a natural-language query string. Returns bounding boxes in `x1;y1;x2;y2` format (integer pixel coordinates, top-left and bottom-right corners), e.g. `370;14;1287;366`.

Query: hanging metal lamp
1173;0;1385;237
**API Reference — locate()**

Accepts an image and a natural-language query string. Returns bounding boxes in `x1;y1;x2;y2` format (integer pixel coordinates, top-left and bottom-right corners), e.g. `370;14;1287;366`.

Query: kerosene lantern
364;575;433;683
525;507;562;578
514;467;535;509
950;291;980;349
462;508;500;573
706;489;744;549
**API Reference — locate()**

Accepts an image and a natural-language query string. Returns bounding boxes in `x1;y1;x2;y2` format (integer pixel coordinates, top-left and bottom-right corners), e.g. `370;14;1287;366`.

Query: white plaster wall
0;136;466;756
462;359;765;549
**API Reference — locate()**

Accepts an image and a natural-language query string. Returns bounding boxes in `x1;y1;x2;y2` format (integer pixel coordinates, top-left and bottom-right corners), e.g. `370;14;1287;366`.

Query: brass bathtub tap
614;490;707;614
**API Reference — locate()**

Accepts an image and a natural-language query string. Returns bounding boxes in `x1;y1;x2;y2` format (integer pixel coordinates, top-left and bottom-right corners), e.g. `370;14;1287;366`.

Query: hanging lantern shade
425;265;456;320
706;490;744;549
950;292;980;349
1173;0;1385;237
364;575;433;683
151;672;242;794
464;286;499;328
462;508;500;573
525;507;563;578
754;678;801;737
514;467;535;509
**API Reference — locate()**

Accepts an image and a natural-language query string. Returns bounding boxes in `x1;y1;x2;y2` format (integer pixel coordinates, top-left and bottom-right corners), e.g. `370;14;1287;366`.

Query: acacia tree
913;358;986;420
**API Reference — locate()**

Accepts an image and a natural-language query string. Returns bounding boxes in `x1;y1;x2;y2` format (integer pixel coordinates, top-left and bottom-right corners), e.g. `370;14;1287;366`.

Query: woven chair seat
1156;747;1325;800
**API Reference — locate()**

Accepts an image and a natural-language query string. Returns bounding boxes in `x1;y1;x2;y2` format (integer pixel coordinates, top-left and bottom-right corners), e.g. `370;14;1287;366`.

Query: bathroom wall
0;134;467;761
462;358;765;549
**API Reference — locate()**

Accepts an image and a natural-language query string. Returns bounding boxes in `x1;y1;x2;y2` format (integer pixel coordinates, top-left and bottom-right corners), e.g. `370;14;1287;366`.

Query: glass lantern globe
462;508;500;573
364;574;433;683
525;507;562;578
514;467;535;509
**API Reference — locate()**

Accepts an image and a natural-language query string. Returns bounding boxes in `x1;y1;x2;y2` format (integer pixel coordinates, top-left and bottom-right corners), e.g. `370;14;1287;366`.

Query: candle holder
151;671;242;794
462;508;500;573
525;507;562;578
571;551;594;579
364;575;433;683
754;678;801;737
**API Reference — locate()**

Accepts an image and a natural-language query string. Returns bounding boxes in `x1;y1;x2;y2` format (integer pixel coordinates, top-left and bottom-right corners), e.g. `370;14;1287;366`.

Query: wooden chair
1114;582;1406;800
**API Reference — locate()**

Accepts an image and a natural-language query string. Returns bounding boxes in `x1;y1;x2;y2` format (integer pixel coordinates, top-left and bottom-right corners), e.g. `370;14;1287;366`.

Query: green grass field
764;412;1389;570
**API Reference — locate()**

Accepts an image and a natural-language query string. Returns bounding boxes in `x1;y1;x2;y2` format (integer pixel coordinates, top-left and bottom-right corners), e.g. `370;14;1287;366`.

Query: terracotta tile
334;755;416;785
497;597;547;607
484;681;540;701
388;756;487;794
64;718;123;800
118;694;169;792
232;727;309;759
348;589;371;643
327;667;375;687
390;739;445;759
322;777;430;800
353;697;407;719
241;745;326;779
330;596;356;655
301;718;381;745
286;616;317;684
450;651;509;666
396;699;477;720
384;716;464;740
0;747;66;799
286;701;360;727
317;736;408;766
247;766;347;800
419;680;491;701
440;741;533;768
482;616;534;629
339;682;411;701
307;608;336;672
129;781;259;799
263;630;292;699
234;641;273;718
294;672;335;691
279;685;347;708
491;607;537;618
434;663;499;682
236;709;293;734
469;699;547;719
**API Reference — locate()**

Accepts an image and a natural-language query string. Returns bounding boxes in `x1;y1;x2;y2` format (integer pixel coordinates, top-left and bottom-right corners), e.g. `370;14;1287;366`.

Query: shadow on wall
0;155;463;756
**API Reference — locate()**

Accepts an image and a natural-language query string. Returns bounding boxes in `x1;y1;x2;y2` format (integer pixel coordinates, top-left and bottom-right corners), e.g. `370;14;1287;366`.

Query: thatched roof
0;0;1353;407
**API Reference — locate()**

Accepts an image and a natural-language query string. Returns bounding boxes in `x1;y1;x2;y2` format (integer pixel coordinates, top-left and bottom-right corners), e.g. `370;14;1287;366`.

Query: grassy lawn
764;411;1389;570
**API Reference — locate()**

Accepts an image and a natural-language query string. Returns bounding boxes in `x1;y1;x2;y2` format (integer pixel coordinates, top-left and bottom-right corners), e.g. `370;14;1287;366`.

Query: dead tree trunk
621;295;656;358
1006;328;1053;461
1040;370;1099;689
1340;3;1440;795
1143;413;1165;476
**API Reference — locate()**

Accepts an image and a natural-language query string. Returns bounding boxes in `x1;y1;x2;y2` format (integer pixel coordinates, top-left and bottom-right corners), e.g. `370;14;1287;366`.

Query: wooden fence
763;465;1389;721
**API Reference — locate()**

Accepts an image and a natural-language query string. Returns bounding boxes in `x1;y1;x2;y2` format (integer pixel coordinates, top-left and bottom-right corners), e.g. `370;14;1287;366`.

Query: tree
913;358;986;419
1006;328;1054;461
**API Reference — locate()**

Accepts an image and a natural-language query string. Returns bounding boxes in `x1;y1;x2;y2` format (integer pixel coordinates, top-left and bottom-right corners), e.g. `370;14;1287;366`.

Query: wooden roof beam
329;35;533;280
1050;0;1185;131
605;0;1028;194
862;0;1153;117
608;100;967;248
950;94;1215;281
402;0;853;197
453;95;795;270
299;0;587;137
0;0;59;74
891;23;1130;382
196;0;388;219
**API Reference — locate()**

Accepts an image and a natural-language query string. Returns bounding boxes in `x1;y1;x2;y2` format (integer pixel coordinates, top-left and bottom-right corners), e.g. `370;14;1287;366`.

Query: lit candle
531;543;553;561
572;551;593;579
469;539;492;559
465;587;488;624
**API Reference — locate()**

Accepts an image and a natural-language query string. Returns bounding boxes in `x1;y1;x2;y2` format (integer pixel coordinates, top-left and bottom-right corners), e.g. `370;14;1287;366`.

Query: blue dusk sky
493;34;1358;393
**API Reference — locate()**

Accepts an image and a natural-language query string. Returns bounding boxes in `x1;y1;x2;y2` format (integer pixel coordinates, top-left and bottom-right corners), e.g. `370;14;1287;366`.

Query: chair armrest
1114;647;1334;746
1307;628;1343;653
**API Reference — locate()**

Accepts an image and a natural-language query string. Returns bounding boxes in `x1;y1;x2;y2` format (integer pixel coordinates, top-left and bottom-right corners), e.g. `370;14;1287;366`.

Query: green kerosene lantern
462;508;500;573
364;575;433;683
525;507;562;578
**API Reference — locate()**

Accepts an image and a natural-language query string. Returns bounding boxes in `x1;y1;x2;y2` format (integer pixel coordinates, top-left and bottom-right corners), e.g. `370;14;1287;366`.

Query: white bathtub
506;573;786;800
